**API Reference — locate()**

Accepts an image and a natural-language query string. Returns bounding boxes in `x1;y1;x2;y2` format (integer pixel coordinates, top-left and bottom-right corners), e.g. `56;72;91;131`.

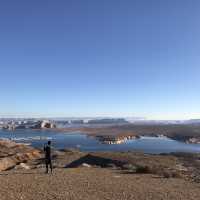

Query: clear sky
0;0;200;119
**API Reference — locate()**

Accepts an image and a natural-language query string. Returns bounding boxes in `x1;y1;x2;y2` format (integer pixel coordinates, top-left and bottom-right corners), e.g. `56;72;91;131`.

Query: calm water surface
0;129;200;154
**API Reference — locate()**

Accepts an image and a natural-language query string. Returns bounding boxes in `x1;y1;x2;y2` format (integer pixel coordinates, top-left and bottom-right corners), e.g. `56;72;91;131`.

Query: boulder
0;157;18;171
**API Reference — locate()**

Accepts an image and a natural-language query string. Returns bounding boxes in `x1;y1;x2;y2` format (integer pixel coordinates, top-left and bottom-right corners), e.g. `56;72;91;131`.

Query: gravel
0;167;200;200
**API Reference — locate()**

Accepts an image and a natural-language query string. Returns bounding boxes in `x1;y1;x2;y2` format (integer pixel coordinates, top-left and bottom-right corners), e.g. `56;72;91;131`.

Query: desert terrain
0;140;200;200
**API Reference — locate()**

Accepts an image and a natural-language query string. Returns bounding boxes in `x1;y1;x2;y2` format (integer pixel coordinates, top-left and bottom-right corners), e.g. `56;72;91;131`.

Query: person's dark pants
45;158;52;173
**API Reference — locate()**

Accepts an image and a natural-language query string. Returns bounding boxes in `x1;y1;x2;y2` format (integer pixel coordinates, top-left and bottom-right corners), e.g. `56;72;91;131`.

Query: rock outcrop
0;140;41;171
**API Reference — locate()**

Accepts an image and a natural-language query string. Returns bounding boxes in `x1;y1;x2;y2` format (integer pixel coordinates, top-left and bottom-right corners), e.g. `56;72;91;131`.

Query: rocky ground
1;167;200;200
0;140;200;200
0;140;41;171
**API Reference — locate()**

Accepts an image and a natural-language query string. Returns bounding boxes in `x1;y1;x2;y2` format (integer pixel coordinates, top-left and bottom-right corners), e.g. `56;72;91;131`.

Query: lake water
0;129;200;154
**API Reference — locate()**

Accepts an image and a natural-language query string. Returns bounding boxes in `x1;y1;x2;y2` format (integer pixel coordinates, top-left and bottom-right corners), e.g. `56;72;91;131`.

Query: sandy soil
0;167;200;200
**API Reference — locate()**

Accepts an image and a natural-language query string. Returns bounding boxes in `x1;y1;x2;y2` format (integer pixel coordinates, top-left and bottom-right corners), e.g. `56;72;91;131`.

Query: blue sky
0;0;200;119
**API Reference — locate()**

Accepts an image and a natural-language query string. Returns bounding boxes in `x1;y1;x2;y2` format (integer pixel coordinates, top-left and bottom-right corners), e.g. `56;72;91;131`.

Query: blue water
0;129;200;154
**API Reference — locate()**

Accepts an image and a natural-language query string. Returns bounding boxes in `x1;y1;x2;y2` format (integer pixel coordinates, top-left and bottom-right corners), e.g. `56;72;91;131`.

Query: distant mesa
87;118;129;124
41;120;56;128
0;119;56;130
33;120;56;129
70;120;84;124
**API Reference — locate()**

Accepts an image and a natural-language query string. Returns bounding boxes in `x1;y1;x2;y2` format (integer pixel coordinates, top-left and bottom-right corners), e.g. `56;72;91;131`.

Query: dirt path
0;167;200;200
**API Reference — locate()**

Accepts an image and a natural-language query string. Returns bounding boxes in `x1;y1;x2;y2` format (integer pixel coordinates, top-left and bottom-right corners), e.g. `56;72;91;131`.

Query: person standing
44;141;53;173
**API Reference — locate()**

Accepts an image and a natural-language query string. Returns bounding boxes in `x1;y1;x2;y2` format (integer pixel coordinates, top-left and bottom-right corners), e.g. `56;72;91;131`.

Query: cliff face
32;120;56;129
0;140;42;171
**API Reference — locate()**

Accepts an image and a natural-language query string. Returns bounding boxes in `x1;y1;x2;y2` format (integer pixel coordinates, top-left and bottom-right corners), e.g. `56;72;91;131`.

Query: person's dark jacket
44;144;51;159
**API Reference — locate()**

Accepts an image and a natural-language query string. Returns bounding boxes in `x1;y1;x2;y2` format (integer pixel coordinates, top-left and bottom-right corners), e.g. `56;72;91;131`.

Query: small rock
81;163;91;168
175;164;188;172
18;163;31;170
113;175;121;178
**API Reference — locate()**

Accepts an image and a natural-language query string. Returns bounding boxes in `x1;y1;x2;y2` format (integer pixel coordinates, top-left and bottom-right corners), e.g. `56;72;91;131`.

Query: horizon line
0;115;199;121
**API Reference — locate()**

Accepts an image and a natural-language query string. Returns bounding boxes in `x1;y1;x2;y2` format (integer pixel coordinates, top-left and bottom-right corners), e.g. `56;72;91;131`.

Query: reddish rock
0;140;42;171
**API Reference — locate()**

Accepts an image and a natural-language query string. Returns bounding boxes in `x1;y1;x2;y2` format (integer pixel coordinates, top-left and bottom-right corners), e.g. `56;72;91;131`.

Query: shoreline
51;124;200;144
1;123;200;144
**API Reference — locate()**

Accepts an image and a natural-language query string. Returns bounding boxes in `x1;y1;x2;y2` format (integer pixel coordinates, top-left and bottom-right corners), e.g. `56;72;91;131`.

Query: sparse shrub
161;169;182;178
135;165;151;174
120;162;183;178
